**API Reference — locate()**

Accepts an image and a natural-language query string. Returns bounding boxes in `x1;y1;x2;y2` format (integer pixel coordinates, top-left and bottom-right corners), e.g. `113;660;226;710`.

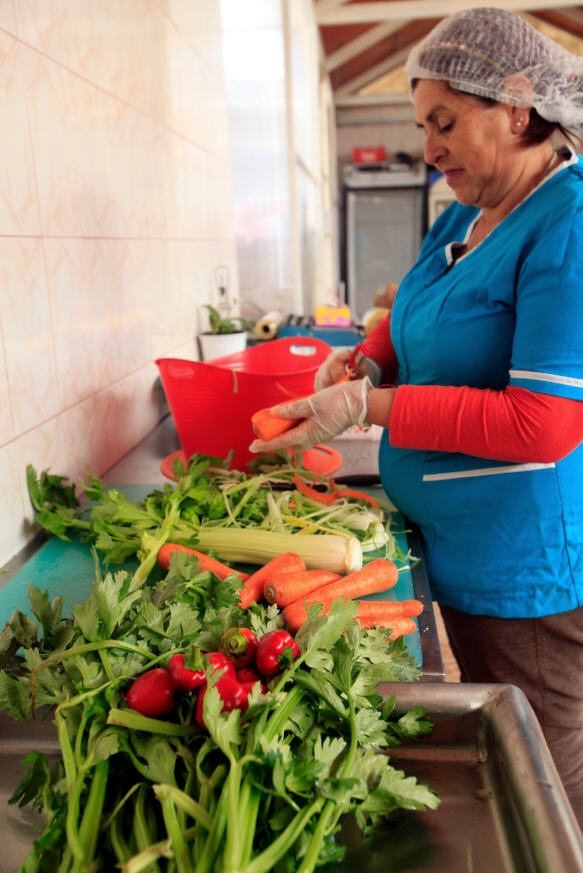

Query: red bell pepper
237;667;267;695
219;627;258;668
126;668;175;717
168;650;235;693
256;630;299;678
195;675;249;729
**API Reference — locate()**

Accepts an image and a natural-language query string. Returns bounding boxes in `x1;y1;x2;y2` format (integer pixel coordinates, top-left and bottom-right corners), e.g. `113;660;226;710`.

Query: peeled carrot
157;543;249;583
238;551;306;608
251;407;298;441
251;372;353;441
264;569;341;607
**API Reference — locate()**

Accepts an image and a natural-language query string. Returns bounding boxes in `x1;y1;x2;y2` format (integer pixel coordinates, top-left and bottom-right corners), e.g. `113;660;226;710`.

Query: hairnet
404;6;583;130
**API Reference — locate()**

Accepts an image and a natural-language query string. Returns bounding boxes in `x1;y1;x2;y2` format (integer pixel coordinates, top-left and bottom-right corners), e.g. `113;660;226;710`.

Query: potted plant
198;304;253;361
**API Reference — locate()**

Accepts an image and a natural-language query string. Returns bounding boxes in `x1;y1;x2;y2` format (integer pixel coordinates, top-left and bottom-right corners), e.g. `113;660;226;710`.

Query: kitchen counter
2;414;444;680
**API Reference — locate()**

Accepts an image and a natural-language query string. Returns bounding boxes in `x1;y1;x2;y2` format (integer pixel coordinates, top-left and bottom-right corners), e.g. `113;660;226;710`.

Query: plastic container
156;337;332;470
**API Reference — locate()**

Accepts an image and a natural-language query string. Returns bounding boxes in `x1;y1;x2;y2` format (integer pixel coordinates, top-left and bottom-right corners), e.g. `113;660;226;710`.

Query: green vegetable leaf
391;706;434;741
295;598;359;657
0;671;33;719
0;608;38;666
202;680;242;758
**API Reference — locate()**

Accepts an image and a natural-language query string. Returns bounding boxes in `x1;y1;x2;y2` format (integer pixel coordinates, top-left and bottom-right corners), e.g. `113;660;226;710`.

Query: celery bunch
26;453;399;583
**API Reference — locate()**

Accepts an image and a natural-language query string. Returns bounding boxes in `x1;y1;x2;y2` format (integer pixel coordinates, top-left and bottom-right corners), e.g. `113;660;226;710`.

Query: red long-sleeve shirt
363;313;583;463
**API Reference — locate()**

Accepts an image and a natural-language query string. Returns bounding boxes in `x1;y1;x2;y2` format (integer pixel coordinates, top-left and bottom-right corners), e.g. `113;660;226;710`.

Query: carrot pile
157;546;422;640
245;552;421;639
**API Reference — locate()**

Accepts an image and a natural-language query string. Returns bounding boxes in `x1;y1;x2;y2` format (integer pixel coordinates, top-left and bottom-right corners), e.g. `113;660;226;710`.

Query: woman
250;7;583;823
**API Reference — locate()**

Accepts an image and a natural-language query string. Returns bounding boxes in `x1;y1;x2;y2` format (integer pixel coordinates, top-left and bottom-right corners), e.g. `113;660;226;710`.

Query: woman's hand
249;378;373;452
314;348;352;390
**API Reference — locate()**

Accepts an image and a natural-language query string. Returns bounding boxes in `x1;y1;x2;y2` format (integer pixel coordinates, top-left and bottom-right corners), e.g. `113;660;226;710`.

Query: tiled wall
0;1;239;566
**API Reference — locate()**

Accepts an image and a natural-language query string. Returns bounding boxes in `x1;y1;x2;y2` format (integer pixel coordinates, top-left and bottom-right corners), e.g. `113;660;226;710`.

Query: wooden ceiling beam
316;1;583;25
325;20;407;71
334;45;413;101
531;8;583;38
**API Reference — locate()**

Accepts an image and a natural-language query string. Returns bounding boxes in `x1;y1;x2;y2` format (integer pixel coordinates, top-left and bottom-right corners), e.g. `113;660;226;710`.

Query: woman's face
413;79;516;209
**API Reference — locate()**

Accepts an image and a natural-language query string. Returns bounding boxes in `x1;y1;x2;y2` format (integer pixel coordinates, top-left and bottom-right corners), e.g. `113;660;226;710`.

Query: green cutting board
0;485;421;665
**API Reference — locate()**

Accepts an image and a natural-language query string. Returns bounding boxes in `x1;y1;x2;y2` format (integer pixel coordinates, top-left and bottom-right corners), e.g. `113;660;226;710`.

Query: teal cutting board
0;485;421;665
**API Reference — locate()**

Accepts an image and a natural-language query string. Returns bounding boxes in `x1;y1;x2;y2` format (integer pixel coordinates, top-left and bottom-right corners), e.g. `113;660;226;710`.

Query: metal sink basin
1;683;582;873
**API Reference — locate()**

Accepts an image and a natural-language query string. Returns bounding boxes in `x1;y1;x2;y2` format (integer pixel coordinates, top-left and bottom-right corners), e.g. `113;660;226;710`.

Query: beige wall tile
159;0;225;75
1;238;61;435
21;47;231;240
0;33;42;235
0;0;16;35
0;330;14;445
60;363;162;480
0;0;238;567
16;0;229;156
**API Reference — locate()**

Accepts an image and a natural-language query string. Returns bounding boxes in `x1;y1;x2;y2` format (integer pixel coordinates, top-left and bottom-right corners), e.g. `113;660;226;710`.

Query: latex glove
249;377;372;453
314;348;352;391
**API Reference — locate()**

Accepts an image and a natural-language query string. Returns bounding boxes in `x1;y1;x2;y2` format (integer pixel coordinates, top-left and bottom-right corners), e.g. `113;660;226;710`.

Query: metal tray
1;683;582;873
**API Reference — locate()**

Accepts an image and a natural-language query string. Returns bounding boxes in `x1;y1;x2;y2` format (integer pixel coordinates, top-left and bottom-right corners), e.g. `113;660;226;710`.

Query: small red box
352;146;386;164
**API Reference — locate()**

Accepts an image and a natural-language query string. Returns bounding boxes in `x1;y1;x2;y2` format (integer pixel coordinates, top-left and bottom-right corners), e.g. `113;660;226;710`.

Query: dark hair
411;77;576;147
474;96;575;148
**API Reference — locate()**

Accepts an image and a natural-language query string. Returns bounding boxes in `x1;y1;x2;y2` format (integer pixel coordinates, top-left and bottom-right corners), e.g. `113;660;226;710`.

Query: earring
517;118;524;127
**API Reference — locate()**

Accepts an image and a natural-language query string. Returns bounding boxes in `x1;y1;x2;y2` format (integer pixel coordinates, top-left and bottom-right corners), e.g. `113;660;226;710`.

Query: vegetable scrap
293;472;380;508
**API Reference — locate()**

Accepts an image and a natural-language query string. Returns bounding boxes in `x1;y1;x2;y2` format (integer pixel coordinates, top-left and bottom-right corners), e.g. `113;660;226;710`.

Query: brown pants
439;603;583;827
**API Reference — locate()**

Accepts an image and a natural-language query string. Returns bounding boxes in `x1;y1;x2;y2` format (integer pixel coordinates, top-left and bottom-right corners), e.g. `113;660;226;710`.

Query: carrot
305;559;399;603
251;371;353;441
238;551;306;608
264;569;341;607
283;595;421;635
355;599;423;624
157;543;249;583
281;559;398;632
251;407;298;441
377;617;418;640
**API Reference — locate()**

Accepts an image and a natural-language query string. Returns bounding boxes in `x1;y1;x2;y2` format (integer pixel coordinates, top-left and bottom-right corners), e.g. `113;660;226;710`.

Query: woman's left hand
249;378;373;452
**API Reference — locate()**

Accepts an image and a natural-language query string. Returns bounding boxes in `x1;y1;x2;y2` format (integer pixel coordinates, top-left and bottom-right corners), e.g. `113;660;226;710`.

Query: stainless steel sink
1;683;582;873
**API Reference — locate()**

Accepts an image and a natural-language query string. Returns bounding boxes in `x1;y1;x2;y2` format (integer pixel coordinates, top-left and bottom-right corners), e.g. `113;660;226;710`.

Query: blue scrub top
380;151;583;618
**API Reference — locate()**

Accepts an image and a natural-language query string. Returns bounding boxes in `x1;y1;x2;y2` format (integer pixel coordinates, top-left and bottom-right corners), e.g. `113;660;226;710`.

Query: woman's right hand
314;348;352;390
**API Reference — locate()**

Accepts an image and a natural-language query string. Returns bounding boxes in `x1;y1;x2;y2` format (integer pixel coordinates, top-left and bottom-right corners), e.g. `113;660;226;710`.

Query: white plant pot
198;331;247;361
